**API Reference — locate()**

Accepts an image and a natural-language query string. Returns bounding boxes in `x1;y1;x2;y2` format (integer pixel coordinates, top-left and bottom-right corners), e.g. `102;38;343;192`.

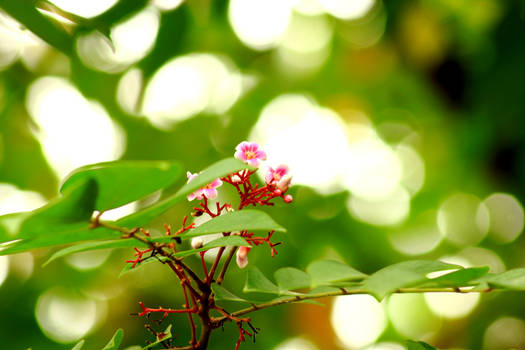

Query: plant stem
217;246;237;285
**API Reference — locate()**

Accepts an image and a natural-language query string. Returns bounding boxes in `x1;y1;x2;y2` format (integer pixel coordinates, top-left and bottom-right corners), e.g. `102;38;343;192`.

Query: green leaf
0;0;74;55
307;260;366;287
275;267;311;291
143;325;172;350
212;284;250;303
43;239;147;267
102;329;124;350
364;260;460;300
71;340;85;350
427;266;490;287
118;158;253;227
178;210;285;239
487;268;525;290
406;340;438;350
60;160;182;212
244;266;279;294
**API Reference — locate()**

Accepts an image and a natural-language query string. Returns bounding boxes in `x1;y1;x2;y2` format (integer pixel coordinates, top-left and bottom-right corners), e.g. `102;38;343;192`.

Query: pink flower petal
203;188;218;199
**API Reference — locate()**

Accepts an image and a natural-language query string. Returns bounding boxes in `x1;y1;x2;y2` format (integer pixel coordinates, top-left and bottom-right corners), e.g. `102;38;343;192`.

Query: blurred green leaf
307;260;366;287
102;328;124;350
427;266;489;287
118;158;254;227
60;160;182;211
274;267;311;291
364;260;460;300
178;209;286;239
487;268;525;290
71;340;85;350
43;239;146;267
212;284;250;303
0;0;74;55
244;266;279;294
142;325;171;350
406;340;438;350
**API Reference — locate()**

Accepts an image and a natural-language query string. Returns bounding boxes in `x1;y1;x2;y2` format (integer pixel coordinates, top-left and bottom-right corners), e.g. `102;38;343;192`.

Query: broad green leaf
487;268;525;290
427;266;489;287
178;210;285;239
275;267;311;291
71;340;85;350
364;260;460;300
307;260;366;287
102;329;124;350
19;179;97;240
118;158;254;227
244;266;279;294
212;284;249;303
0;0;74;55
44;239;147;267
143;325;172;350
406;340;438;350
60;160;182;211
0;212;31;243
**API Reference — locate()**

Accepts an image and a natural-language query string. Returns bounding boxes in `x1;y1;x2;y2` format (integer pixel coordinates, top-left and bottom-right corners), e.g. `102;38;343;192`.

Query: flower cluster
185;141;293;270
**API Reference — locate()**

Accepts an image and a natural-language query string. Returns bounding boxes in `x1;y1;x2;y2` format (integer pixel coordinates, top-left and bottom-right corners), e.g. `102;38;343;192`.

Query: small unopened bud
277;174;292;192
191;237;204;249
284;194;293;203
231;174;242;183
231;231;241;236
236;246;251;269
273;189;282;196
225;205;234;212
192;209;203;217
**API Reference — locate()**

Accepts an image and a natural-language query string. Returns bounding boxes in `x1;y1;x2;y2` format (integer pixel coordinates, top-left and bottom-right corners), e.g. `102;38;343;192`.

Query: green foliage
142;325;172;350
406;340;438;350
306;259;366;287
60;160;182;211
102;329;124;350
71;340;85;350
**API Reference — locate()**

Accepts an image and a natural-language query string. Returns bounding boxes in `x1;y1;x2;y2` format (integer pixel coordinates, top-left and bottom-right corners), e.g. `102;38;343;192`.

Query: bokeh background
1;0;525;349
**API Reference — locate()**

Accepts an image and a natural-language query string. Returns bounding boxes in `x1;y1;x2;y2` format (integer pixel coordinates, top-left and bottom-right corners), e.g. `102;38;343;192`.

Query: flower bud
191;237;204;249
277;174;292;192
236;246;251;269
231;174;242;183
284;194;293;203
273;189;282;196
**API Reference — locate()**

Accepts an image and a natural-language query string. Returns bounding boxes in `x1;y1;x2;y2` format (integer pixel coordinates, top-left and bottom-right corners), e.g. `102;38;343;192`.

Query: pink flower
236;246;251;269
234;141;267;167
265;164;289;184
186;171;223;201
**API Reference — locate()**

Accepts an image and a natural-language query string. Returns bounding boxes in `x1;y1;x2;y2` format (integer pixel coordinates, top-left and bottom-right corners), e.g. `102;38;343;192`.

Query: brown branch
216;246;238;285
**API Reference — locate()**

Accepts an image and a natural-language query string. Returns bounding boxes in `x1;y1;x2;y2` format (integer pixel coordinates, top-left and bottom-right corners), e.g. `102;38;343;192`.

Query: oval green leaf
307;260;366;287
61;160;182;211
102;328;124;350
275;267;311;292
487;268;525;290
244;266;279;294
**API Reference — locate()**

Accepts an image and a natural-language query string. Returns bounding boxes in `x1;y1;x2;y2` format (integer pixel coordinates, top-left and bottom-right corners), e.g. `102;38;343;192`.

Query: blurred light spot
228;0;295;50
331;295;387;348
48;0;118;18
437;193;489;247
65;250;111;271
364;342;406;350
387;294;440;340
116;68;143;115
343;125;402;200
0;12;43;70
389;211;442;256
9;252;34;281
250;94;350;194
319;0;375;20
0;183;46;216
483;317;525;350
338;3;386;48
294;0;325;16
458;247;505;273
396;144;425;195
26;77;125;179
153;0;184;11
142;53;243;129
274;337;319;350
483;193;524;244
424;256;480;319
0;256;9;287
77;7;159;73
36;288;104;343
95;200;137;221
347;186;410;226
276;12;333;75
